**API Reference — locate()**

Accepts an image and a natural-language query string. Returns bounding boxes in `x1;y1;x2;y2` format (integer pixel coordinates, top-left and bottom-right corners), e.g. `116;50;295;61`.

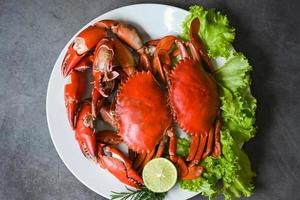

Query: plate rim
46;3;194;199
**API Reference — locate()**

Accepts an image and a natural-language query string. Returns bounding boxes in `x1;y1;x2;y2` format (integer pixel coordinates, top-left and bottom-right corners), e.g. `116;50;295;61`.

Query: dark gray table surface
1;0;299;199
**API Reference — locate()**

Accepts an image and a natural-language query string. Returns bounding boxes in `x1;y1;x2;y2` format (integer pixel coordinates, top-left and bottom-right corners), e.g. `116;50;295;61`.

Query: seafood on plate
62;18;221;188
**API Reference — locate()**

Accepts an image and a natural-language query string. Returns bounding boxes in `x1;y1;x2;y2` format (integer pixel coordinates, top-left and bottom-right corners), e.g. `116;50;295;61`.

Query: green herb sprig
111;186;167;200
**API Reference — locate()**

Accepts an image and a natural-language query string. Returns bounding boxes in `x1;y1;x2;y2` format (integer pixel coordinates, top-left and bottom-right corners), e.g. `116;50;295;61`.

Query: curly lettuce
216;53;257;145
176;137;190;158
178;6;257;200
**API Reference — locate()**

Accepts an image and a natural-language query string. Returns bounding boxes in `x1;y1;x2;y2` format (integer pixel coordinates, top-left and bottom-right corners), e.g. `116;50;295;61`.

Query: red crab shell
115;71;171;153
169;58;219;135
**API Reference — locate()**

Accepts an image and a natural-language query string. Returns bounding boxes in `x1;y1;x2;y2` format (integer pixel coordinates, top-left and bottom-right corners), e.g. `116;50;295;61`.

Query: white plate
47;4;208;200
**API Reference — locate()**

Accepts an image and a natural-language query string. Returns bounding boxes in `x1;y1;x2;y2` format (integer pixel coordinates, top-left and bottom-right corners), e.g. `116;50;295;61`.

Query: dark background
1;0;299;199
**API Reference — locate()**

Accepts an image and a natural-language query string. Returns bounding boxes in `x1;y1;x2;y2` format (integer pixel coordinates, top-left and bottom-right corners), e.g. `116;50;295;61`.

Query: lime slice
142;158;177;193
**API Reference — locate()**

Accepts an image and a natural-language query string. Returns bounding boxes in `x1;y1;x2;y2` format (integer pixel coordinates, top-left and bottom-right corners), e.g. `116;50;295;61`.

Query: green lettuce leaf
215;52;252;92
216;53;257;145
179;176;218;200
176;137;190;158
181;5;235;59
219;85;257;145
220;130;255;199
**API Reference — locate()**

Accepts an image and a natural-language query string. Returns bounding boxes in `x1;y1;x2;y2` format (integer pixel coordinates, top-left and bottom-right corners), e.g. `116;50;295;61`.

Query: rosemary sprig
111;186;167;200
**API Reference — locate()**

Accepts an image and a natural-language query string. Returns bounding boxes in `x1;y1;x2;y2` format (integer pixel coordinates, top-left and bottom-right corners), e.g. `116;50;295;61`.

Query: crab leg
133;153;147;170
167;128;178;162
128;149;137;161
186;135;200;162
91;88;102;118
175;39;189;59
191;133;208;166
136;135;168;172
187;41;201;63
95;20;150;70
152;35;177;78
167;128;203;180
153;37;190;83
212;117;221;157
62;26;107;77
202;127;215;159
189;18;214;73
137;148;156;173
155;136;168;157
153;49;170;83
145;39;160;46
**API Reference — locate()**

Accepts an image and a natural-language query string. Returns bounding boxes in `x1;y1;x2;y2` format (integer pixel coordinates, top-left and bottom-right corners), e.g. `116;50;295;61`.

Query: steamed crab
151;18;222;166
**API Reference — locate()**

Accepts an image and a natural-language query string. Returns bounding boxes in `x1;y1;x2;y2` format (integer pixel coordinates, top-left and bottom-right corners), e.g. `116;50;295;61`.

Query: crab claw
95;20;150;71
111;38;135;76
98;144;143;188
73;54;93;72
175;157;204;180
64;70;86;129
62;26;107;77
95;20;143;51
91;38;118;118
93;38;119;95
75;101;97;161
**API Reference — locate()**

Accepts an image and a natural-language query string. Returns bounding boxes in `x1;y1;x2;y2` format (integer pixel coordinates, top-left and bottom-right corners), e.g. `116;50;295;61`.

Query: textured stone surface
0;0;299;199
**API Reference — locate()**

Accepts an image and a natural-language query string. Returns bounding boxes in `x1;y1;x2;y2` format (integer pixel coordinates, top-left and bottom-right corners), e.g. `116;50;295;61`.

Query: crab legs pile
62;18;221;188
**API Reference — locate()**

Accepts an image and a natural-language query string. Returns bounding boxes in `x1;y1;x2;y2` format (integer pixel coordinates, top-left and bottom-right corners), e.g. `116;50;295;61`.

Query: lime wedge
142;158;177;193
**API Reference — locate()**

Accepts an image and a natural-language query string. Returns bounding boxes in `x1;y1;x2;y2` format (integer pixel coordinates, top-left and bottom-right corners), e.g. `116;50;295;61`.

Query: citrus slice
142;158;177;193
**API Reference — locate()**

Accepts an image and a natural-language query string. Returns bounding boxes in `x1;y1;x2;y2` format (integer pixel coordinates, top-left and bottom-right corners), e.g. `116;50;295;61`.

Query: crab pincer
74;101;97;161
62;26;107;77
98;144;143;188
95;20;151;70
